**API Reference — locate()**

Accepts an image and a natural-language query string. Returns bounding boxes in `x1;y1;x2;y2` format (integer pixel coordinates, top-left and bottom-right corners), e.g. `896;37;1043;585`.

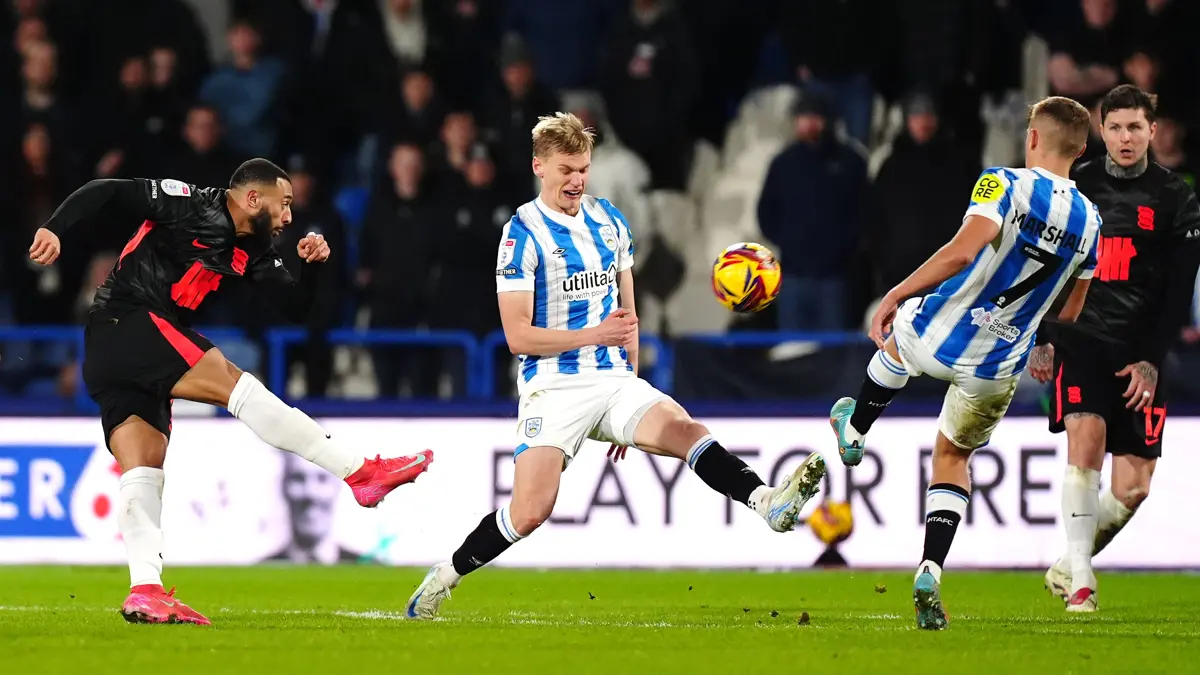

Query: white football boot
405;563;454;620
763;452;827;532
1044;557;1071;600
1066;587;1098;613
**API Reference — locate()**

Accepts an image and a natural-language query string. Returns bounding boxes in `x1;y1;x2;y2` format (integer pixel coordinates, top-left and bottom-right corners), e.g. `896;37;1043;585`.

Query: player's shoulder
968;167;1020;206
143;177;199;200
1150;162;1198;201
508;200;541;234
583;194;630;229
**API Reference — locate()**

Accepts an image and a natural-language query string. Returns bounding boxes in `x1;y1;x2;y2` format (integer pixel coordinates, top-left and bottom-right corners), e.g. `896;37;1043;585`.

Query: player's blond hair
1028;96;1092;158
531;112;596;159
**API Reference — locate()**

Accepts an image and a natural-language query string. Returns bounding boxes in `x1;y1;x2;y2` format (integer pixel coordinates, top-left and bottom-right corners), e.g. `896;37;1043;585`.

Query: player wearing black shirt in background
28;159;434;626
1028;86;1200;612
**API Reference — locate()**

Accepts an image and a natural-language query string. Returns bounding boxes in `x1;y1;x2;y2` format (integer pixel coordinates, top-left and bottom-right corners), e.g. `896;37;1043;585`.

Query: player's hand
594;308;638;347
868;294;899;349
29;228;61;265
1117;361;1158;411
297;232;330;263
1028;344;1055;383
606;444;628;463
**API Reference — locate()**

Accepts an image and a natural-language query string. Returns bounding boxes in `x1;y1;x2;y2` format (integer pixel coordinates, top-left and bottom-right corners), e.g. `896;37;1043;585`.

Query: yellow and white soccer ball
710;242;781;313
808;500;854;545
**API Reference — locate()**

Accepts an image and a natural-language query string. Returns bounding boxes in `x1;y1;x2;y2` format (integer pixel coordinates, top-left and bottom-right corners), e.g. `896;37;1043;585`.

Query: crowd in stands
1;0;1198;402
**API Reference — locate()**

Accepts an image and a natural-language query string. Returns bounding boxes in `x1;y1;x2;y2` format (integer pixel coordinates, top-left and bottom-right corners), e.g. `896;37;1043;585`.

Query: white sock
436;563;462;588
228;373;364;479
748;485;772;518
118;467;165;588
1094;488;1136;556
1062;465;1101;592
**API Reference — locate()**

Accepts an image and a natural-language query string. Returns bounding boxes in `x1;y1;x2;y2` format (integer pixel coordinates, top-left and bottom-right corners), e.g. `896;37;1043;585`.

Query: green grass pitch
1;566;1197;674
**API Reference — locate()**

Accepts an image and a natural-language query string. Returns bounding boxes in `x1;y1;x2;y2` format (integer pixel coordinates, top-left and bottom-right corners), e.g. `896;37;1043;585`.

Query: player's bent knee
109;415;168;471
1119;483;1150;510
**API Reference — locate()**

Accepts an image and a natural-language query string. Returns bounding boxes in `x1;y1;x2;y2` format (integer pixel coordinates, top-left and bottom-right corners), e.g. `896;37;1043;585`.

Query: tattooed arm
1116;360;1158;412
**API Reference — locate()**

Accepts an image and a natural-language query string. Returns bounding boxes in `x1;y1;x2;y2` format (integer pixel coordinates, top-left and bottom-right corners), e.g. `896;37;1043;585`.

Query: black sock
849;377;900;434
689;438;765;506
922;483;970;569
451;509;519;577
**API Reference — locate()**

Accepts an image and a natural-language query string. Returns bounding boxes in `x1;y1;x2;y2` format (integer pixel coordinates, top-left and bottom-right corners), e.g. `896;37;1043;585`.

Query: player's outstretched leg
171;349;433;507
913;431;972;631
831;340;908;467
406;446;562;619
110;418;210;626
634;400;825;533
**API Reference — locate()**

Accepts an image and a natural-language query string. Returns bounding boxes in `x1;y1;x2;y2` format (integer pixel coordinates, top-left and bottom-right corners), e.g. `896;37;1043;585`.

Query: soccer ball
808;501;854;545
710;242;781;313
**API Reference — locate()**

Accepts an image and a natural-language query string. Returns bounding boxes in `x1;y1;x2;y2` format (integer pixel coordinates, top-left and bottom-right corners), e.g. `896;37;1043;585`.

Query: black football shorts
82;309;215;449
1048;329;1166;459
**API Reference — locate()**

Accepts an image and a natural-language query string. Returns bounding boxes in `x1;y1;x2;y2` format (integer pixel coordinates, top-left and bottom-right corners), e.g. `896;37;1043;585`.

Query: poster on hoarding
0;417;1194;568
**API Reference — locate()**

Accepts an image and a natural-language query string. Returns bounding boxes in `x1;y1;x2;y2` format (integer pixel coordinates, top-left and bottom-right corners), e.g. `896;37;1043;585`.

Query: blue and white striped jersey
909;166;1102;379
495;195;636;391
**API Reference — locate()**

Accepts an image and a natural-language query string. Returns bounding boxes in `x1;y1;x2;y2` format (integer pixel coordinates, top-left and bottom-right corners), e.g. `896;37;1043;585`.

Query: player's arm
885;215;999;301
617;269;638;374
1047;277;1091;323
249;234;328;324
1137;185;1200;367
30;178;195;264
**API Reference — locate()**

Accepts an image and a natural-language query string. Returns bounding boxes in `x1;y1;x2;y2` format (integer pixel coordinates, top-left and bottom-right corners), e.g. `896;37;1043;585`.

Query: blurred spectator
506;0;616;91
1151;114;1193;187
18;39;71;146
780;0;878;146
430;143;513;395
601;0;698;191
426;0;502;111
376;0;430;68
144;46;191;157
199;19;286;159
869;93;980;299
1047;0;1125;108
483;35;560;196
377;67;444;156
1079;98;1108;164
2;123;76;325
756;92;867;331
274;157;345;398
360;143;438;398
572;104;651;238
427;110;478;194
168;105;238;193
683;0;770;146
90;54;159;180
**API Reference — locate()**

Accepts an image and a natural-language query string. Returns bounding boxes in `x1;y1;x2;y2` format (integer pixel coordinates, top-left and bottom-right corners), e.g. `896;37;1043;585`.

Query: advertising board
0;417;1193;568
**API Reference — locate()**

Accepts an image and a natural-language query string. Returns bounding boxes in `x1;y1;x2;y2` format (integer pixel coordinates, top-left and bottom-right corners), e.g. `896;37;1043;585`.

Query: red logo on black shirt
1137;206;1155;231
1096;236;1137;282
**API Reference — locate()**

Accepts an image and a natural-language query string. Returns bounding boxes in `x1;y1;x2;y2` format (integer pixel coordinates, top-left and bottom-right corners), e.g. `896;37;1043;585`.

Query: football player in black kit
1027;86;1200;612
27;159;434;625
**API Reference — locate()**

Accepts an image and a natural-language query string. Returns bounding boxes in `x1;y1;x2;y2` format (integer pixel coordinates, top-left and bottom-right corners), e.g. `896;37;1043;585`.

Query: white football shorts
513;374;671;467
891;298;1021;450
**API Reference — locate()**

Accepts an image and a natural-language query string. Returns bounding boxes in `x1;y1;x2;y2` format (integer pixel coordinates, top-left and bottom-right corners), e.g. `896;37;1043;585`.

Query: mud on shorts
891;299;1021;450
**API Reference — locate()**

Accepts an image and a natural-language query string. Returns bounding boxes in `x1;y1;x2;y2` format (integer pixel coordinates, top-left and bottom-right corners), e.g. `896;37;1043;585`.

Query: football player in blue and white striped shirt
404;113;827;619
829;97;1102;629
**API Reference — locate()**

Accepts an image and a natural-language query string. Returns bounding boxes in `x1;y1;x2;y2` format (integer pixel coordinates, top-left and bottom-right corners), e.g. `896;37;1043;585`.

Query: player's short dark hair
1100;85;1158;124
1029;96;1091;158
229;158;290;189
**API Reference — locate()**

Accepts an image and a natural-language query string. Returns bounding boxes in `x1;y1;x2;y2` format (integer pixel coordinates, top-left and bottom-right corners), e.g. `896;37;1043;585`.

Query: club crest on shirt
599;225;618;251
524;417;543;438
